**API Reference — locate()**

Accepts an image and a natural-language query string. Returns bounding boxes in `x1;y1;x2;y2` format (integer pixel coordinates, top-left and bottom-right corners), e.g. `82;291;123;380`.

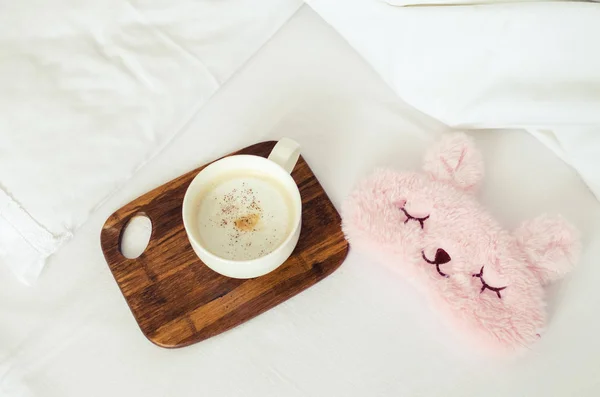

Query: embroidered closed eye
400;207;429;229
472;266;507;299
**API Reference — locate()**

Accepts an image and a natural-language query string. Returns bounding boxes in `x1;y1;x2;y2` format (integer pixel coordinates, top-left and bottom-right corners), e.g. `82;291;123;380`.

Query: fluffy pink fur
342;133;580;353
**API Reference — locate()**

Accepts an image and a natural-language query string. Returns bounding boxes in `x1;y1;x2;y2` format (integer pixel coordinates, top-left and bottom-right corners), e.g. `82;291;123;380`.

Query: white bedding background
307;0;600;199
2;8;600;396
0;0;302;284
2;6;600;397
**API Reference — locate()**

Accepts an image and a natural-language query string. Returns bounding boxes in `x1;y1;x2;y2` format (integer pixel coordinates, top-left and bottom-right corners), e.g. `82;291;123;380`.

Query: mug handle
267;138;300;174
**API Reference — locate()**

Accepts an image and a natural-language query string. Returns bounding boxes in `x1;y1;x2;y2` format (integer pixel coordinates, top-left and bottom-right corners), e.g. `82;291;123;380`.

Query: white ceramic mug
182;138;302;279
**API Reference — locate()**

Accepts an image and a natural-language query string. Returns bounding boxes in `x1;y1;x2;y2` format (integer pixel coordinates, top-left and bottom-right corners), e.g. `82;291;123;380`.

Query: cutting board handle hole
120;215;152;259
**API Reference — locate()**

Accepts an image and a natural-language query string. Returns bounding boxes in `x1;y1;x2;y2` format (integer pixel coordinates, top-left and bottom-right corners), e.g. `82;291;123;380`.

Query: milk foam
195;171;294;261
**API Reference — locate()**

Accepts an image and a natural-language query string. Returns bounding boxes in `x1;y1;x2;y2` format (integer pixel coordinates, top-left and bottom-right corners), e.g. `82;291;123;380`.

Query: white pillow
307;0;600;197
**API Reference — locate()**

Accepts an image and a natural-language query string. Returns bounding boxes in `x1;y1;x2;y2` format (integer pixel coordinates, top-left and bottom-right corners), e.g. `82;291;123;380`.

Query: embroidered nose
434;248;451;264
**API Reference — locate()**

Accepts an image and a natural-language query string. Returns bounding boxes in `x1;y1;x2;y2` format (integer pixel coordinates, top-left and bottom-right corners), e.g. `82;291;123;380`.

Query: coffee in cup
182;138;302;279
194;171;295;261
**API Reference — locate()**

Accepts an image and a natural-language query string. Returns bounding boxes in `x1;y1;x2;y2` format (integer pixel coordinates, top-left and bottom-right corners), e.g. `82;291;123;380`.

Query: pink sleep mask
342;133;580;353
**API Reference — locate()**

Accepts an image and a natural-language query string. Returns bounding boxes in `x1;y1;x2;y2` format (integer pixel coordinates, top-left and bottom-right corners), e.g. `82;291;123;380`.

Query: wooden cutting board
100;141;348;348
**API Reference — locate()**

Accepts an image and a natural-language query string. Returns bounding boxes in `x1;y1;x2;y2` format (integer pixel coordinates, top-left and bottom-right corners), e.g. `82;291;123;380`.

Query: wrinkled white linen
306;0;600;198
2;8;600;396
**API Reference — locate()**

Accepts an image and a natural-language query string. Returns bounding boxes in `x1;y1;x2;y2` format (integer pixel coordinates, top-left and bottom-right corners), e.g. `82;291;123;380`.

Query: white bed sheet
2;6;600;397
0;0;302;284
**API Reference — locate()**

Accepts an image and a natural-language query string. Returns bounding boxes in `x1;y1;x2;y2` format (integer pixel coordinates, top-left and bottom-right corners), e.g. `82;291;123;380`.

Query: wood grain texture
101;141;348;348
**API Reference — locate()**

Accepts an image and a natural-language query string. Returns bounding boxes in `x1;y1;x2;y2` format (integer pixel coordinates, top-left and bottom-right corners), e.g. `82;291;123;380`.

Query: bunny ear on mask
514;215;581;285
423;133;484;193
